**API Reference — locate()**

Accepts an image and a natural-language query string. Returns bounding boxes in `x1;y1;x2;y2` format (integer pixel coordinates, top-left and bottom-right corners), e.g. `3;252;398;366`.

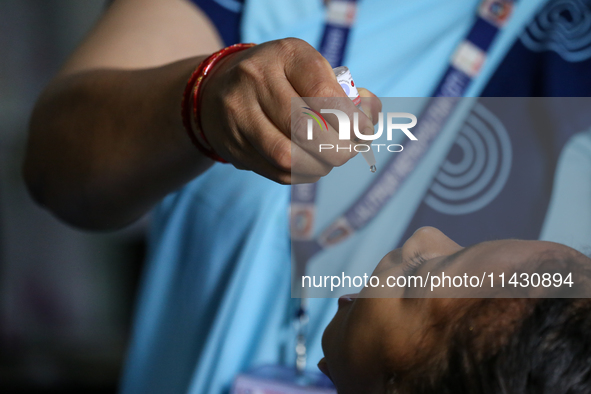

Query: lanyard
290;0;516;373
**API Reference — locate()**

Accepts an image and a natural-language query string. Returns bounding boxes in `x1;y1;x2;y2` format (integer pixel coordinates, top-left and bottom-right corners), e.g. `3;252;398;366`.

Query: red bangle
181;62;209;157
181;43;256;163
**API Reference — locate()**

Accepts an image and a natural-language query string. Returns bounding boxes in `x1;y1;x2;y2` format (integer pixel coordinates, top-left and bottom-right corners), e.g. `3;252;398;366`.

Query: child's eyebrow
434;244;478;273
403;244;479;297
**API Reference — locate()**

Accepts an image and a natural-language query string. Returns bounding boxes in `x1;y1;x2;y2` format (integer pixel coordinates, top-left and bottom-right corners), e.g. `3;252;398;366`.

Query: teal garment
120;1;548;393
540;129;591;253
120;166;292;394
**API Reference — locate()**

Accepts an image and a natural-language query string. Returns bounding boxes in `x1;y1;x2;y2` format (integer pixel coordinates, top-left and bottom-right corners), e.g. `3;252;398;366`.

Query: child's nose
401;226;463;261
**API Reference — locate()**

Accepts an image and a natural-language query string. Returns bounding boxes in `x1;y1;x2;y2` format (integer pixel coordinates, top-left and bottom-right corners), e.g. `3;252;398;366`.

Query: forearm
24;57;212;230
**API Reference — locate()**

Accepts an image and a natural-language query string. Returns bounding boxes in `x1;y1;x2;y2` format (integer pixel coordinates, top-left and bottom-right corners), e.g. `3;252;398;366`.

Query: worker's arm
23;0;376;230
24;0;223;230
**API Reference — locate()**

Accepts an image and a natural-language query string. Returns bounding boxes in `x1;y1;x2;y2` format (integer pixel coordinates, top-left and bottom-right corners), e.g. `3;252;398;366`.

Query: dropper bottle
333;66;377;173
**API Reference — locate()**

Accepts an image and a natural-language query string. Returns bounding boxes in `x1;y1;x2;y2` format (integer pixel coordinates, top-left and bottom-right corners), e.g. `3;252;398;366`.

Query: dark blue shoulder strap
190;0;244;46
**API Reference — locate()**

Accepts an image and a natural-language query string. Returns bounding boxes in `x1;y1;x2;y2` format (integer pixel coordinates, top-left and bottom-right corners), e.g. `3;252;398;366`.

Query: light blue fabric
120;1;549;393
540;129;591;253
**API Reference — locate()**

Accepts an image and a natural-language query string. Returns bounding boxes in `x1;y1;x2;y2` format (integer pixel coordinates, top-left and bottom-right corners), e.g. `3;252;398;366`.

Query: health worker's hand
199;38;382;184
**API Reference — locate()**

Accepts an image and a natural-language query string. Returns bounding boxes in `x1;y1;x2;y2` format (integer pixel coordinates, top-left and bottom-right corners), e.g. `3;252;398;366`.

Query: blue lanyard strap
291;0;517;267
318;0;359;68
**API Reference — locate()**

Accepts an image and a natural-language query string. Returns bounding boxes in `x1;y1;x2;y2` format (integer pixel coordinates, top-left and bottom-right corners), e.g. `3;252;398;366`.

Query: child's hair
411;297;591;394
389;250;591;393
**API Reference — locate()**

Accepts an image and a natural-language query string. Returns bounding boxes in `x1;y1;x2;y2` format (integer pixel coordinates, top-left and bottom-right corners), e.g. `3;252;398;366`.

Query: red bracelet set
181;43;256;163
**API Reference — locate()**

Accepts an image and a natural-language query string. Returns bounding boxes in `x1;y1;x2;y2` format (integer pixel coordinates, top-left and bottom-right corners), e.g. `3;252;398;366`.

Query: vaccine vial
334;66;361;106
333;66;377;173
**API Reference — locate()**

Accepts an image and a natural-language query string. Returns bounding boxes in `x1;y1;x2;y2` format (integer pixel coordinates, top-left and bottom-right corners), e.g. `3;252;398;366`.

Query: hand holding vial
197;38;381;184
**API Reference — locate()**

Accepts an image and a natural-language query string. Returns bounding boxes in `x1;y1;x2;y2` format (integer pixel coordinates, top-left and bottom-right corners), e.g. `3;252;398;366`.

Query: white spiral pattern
424;103;512;216
520;0;591;62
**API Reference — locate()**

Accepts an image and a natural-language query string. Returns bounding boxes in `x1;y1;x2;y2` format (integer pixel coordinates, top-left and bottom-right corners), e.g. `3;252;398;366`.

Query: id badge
231;365;336;394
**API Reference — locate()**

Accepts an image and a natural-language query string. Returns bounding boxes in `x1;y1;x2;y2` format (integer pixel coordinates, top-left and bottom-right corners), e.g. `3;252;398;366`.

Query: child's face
319;226;585;394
